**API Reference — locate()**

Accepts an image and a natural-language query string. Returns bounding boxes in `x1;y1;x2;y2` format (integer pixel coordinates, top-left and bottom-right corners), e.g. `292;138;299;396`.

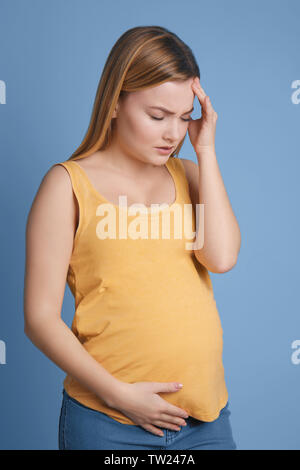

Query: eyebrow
148;105;194;115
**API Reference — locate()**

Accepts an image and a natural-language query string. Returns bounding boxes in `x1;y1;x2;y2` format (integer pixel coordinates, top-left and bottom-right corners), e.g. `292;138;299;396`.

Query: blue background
0;0;299;450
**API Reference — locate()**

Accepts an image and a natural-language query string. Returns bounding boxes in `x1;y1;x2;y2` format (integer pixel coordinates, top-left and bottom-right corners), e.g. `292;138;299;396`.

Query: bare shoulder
33;163;73;200
26;163;77;245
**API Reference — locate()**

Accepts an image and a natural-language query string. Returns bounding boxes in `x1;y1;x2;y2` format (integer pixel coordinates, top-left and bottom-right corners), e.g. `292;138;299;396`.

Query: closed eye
150;116;192;122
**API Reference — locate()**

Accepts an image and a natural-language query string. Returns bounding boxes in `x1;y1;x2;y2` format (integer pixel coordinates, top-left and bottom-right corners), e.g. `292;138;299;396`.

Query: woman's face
112;78;195;166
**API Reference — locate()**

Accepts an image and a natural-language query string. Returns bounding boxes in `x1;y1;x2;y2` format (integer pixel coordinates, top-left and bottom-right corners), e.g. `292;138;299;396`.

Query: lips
157;146;173;150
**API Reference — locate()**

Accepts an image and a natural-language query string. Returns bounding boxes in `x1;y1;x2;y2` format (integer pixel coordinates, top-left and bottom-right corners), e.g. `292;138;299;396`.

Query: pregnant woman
24;25;241;450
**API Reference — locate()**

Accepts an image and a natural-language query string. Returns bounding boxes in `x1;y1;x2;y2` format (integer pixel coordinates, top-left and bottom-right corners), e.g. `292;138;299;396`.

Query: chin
153;157;170;166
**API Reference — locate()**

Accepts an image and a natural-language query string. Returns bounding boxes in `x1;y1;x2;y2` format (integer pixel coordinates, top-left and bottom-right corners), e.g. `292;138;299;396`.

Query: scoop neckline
70;157;180;216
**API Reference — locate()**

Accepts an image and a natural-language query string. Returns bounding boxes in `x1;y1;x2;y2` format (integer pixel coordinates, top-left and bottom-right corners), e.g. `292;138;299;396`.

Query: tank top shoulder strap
166;157;191;202
53;160;85;204
52;159;97;251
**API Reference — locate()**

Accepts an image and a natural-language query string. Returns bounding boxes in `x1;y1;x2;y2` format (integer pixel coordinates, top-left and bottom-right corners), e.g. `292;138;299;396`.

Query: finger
192;81;206;106
193;84;214;118
194;80;215;111
154;419;181;431
195;77;207;95
143;424;164;437
192;85;211;117
158;413;187;426
204;95;216;118
192;77;206;95
166;405;189;419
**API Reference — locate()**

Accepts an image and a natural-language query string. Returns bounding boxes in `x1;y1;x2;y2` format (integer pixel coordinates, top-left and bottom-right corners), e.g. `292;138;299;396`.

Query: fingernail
177;383;183;388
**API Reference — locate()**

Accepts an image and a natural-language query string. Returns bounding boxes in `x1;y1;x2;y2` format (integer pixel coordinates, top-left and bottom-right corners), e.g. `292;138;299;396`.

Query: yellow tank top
55;156;228;424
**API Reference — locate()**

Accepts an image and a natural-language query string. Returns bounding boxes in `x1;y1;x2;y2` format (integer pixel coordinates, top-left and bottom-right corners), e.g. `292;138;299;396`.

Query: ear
112;100;120;119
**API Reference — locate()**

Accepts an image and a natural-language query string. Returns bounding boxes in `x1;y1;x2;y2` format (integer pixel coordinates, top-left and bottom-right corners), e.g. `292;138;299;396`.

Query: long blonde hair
68;25;200;161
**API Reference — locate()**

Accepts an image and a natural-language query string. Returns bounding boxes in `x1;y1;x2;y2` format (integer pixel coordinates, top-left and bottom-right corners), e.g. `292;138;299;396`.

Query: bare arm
23;164;123;408
181;155;241;273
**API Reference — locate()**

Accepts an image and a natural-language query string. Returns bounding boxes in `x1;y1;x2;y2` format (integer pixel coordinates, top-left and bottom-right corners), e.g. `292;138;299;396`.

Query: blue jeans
58;388;237;450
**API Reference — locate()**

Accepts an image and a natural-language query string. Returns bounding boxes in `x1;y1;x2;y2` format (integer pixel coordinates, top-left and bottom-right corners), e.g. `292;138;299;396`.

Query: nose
163;120;181;143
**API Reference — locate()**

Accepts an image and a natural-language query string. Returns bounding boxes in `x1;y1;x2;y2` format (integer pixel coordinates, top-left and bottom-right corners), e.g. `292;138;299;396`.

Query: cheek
126;115;160;145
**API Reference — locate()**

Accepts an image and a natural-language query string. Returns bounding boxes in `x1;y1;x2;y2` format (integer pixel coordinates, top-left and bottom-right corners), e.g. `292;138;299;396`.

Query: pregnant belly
82;305;224;384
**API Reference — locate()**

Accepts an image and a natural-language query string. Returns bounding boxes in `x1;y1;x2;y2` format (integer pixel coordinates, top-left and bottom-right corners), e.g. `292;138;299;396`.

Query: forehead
127;79;195;110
